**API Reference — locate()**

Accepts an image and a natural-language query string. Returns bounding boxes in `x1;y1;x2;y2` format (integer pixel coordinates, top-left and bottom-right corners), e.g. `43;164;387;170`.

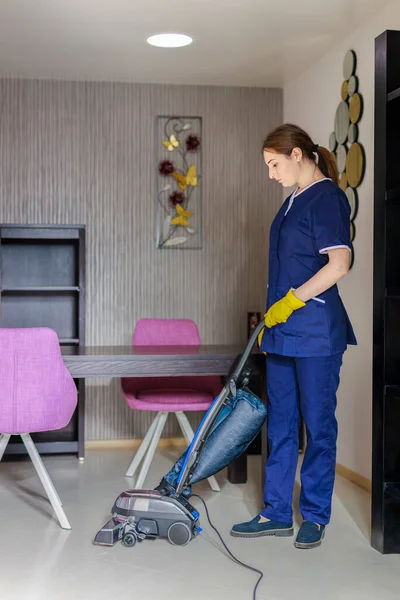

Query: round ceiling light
146;33;193;48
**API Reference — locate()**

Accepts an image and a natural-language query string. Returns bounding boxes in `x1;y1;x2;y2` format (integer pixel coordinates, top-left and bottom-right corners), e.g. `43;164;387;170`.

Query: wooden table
62;344;266;484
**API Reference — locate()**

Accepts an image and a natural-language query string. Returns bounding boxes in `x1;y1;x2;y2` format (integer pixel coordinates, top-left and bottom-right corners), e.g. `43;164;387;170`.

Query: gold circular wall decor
330;49;364;268
346;142;364;188
349;93;362;124
339;172;348;191
350;221;356;242
341;80;349;100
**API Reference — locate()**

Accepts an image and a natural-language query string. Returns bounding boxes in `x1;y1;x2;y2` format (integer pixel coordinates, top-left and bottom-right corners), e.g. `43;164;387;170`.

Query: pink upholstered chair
0;328;78;529
121;318;222;491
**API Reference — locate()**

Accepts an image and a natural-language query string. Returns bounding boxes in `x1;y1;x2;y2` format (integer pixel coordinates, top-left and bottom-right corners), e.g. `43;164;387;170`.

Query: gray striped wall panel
0;79;282;439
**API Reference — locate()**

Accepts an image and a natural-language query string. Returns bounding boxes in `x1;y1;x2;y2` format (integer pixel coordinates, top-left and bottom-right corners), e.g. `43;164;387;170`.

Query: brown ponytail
262;123;338;185
316;146;339;185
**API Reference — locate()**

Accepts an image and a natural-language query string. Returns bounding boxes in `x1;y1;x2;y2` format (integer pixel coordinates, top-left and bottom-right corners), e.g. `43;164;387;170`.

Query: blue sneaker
294;521;326;549
230;515;294;538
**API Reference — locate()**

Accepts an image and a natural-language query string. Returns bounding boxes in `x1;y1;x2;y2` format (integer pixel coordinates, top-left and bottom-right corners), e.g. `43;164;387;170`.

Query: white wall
284;1;400;480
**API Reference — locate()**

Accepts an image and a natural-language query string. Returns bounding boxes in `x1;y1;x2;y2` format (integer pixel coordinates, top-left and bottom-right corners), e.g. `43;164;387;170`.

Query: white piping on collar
284;178;331;216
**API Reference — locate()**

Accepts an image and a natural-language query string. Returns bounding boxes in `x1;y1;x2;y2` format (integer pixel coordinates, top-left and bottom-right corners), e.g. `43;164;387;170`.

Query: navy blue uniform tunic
260;178;357;357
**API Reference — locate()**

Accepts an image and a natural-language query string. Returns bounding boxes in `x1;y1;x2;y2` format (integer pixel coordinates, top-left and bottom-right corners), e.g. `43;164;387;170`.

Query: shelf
385;483;400;500
386;188;400;202
386;288;400;298
0;226;81;240
385;385;400;397
1;286;79;293
0;223;86;460
388;87;400;102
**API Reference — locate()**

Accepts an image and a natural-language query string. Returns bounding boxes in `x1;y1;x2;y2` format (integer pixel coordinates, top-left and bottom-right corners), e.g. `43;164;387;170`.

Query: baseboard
85;437;187;451
336;463;371;492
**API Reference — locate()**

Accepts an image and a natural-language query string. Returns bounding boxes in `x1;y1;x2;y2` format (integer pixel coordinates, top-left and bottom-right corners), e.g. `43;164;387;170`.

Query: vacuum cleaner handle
174;320;265;496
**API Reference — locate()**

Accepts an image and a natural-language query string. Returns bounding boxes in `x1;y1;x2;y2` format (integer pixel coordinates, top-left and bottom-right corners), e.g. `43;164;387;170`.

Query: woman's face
263;148;301;187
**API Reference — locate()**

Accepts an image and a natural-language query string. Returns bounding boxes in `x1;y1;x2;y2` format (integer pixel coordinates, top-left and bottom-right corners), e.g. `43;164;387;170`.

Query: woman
231;124;356;550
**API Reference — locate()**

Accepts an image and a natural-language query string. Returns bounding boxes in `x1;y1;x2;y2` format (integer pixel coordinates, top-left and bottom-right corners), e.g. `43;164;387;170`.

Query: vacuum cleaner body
94;321;266;549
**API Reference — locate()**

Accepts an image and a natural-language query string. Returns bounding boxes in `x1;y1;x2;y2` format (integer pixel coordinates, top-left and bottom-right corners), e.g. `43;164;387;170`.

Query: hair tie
312;144;319;152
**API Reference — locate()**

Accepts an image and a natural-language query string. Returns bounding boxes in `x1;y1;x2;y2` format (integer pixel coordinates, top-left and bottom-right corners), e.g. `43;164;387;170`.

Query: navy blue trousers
261;353;343;525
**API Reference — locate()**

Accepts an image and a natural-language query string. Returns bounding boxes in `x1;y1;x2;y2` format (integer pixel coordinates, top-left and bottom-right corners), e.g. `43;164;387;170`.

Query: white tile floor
0;448;399;600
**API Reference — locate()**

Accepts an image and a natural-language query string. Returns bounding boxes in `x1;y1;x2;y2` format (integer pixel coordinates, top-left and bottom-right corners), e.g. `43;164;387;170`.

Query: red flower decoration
169;191;185;206
186;135;201;152
159;160;174;176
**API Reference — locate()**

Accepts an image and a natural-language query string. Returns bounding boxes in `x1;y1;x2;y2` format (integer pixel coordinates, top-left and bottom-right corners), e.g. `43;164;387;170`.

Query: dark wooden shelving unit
373;30;400;554
0;224;86;459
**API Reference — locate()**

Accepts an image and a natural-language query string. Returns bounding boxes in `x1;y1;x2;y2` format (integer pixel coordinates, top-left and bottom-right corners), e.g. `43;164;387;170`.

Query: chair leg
28;447;64;508
0;434;11;461
0;433;63;508
175;411;220;492
135;412;168;489
125;412;163;478
20;433;71;530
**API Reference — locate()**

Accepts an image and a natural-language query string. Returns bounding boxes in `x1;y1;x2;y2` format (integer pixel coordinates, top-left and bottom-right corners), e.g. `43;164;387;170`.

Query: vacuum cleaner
94;321;267;550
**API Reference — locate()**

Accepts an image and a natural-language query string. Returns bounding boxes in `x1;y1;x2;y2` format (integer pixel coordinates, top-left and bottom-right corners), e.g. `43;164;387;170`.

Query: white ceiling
0;0;390;87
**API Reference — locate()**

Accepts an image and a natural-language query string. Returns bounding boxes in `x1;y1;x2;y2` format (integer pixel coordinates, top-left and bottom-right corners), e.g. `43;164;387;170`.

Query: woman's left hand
264;289;306;328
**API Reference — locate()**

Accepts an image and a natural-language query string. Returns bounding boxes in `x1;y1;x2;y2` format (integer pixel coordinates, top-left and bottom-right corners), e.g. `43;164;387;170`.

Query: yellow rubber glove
264;289;306;328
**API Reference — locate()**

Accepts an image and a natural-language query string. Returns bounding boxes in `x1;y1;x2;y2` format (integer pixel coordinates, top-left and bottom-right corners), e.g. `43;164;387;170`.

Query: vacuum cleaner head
94;489;201;548
94;321;266;550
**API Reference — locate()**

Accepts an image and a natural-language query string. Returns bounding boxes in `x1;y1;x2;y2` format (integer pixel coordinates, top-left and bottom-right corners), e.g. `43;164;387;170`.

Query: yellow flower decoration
172;165;198;190
162;135;179;152
171;204;193;228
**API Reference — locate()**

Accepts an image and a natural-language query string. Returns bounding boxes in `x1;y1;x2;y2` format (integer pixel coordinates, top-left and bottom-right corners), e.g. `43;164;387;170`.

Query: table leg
227;354;267;485
228;452;248;484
